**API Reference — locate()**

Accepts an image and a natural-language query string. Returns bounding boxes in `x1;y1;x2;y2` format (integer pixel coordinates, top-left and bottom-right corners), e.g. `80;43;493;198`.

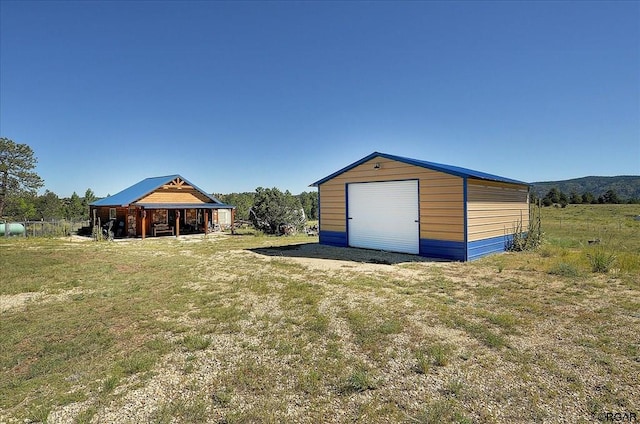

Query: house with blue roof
90;175;234;238
311;152;530;261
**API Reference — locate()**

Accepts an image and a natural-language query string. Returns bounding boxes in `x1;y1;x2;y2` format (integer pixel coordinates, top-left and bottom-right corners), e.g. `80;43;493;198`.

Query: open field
1;204;638;423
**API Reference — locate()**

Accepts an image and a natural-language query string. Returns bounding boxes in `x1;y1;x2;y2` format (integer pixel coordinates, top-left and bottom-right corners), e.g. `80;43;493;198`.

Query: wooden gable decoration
162;177;189;190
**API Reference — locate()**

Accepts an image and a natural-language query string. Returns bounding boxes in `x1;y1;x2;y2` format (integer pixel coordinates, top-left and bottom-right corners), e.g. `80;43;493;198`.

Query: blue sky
1;1;638;198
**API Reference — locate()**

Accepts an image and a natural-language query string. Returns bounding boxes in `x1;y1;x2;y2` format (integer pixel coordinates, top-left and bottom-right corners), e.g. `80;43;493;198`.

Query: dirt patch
0;288;91;313
248;242;441;273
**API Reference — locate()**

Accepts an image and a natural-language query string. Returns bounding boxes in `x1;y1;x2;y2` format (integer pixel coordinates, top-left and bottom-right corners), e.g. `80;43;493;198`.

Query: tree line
217;190;318;223
2;189;97;221
2;137;318;227
533;187;638;207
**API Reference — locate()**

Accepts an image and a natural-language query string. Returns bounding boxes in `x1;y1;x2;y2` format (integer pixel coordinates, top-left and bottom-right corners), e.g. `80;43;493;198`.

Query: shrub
549;262;580;277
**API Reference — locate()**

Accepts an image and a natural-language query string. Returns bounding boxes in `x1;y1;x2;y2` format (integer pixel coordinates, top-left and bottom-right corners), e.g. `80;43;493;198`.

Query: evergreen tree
37;190;64;220
0;137;44;217
82;188;97;220
217;192;255;221
602;189;620;204
298;191;318;220
66;192;84;220
249;187;306;234
569;192;582;204
582;192;595;204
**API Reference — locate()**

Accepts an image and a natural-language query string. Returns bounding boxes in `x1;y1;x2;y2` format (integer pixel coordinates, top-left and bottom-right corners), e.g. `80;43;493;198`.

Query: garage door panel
347;180;419;254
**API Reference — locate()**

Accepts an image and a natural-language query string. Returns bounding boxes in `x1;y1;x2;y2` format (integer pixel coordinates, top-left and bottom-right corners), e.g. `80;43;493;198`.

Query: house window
109;208;117;220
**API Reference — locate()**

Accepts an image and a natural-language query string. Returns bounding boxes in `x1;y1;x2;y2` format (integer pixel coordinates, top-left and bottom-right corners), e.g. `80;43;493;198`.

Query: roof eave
311;151;529;187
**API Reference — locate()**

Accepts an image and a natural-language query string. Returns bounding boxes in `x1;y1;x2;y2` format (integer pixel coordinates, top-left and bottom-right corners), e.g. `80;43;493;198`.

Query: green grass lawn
1;205;638;423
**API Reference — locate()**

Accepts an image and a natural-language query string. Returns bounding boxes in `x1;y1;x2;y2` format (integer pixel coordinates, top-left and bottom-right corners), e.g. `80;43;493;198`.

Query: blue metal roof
311;152;529;186
90;175;230;207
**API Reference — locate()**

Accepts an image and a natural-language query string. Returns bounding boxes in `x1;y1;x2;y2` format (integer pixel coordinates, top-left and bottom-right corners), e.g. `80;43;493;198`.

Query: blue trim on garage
463;177;468;261
467;234;515;261
311;152;529;187
319;230;348;247
345;182;350;247
419;238;466;261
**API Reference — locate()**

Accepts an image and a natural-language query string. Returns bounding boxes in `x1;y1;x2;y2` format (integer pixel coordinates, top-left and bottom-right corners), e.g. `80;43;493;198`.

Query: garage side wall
318;157;465;260
466;179;530;260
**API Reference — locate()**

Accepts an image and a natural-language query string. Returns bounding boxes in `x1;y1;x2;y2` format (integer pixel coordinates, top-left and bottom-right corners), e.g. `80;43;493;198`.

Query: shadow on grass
248;242;442;265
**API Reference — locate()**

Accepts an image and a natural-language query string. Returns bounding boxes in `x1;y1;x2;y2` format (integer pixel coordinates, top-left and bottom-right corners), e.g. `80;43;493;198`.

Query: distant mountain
531;176;640;200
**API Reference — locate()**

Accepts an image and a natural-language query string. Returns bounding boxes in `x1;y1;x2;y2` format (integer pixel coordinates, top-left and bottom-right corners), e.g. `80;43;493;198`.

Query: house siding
137;188;211;204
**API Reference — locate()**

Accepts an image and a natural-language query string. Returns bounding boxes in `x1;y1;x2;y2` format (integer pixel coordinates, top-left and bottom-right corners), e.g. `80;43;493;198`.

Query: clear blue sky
1;0;638;198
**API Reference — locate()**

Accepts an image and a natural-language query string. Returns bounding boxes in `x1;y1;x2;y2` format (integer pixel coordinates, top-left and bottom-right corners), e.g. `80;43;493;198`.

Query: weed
427;343;453;367
451;316;507;349
211;389;232;406
508;204;543;252
412;399;471;424
102;375;119;393
342;366;377;393
296;369;322;394
151;397;210;423
25;405;50;423
117;352;156;376
443;376;465;398
181;334;211;351
74;406;97;424
587;246;617;273
484;312;518;332
379;318;402;335
414;350;429;374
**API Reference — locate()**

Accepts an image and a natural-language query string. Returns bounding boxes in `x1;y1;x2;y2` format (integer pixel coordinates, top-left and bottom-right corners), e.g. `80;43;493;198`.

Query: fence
2;220;90;238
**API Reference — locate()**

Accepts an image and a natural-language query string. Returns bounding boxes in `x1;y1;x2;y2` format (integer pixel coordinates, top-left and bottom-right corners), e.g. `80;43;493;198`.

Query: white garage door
347;180;419;254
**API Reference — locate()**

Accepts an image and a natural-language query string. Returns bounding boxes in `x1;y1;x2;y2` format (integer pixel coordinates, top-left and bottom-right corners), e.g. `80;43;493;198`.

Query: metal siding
347;180;419;254
316;158;464;242
319;230;348;247
467;180;530;242
463;177;468;261
467;234;515;260
419;239;466;261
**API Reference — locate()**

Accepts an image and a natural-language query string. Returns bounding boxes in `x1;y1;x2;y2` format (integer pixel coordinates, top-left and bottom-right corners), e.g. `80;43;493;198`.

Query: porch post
175;210;180;237
204;210;209;235
141;209;146;240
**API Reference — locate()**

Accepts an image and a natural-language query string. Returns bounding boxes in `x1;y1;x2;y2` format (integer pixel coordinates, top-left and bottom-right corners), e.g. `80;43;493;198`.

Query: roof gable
90;175;224;207
311;152;529;187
